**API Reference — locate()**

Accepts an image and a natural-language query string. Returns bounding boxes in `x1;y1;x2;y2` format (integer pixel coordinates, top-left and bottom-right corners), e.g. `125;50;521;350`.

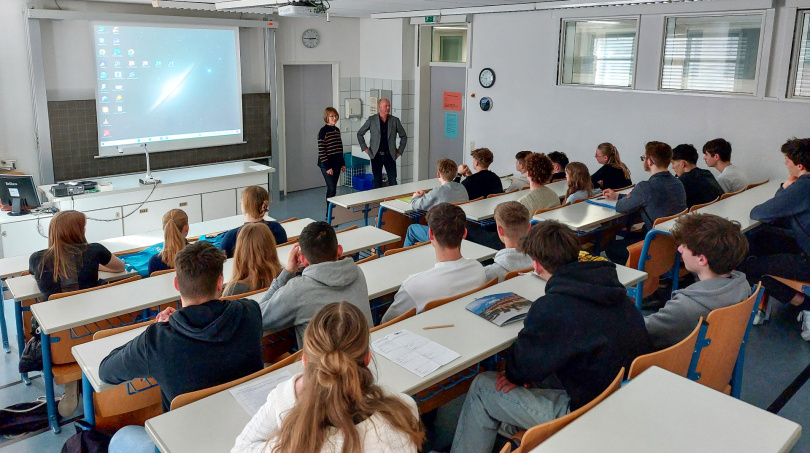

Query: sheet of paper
372;330;460;378
397;195;413;203
229;370;293;416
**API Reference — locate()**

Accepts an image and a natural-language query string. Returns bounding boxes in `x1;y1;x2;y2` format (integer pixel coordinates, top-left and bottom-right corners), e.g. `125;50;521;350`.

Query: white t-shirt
717;164;750;193
381;257;487;323
232;375;419;453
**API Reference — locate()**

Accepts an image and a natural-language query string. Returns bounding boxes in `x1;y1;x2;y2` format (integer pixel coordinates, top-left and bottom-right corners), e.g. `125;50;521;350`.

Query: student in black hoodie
450;221;651;453
100;241;263;453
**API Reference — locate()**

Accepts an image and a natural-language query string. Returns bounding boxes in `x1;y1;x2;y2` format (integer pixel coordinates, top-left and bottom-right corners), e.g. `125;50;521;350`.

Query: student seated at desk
506;150;532;192
449;221;651;453
548;151;569;181
223;223;283;297
404;158;469;247
591;142;632;191
738;138;810;339
29;210;126;301
258;221;371;347
518;153;560;214
603;141;687;264
232;302;424;453
100;241;263;453
670;144;724;209
645;214;750;350
147;209;189;275
382;203;486;323
484;201;533;282
220;185;287;258
564;162;597;205
455;148;504;200
702;138;750;193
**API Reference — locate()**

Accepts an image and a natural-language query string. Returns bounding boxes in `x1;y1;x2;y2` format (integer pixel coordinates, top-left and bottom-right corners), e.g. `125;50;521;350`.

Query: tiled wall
339;77;415;184
48;94;272;182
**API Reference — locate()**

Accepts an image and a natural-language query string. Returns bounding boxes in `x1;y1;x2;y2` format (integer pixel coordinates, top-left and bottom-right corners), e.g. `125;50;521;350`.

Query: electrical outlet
470;141;475;152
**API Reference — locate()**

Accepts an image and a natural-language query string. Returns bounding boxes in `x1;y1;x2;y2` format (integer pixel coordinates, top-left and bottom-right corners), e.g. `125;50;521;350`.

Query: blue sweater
750;175;810;255
616;171;686;230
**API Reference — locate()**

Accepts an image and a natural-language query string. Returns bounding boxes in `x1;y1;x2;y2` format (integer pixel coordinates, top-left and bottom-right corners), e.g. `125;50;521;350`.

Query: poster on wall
443;92;463;111
445;113;458;138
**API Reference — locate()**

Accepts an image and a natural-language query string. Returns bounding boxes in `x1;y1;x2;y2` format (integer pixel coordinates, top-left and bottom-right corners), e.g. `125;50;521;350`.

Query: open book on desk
585;197;619;210
466;292;533;326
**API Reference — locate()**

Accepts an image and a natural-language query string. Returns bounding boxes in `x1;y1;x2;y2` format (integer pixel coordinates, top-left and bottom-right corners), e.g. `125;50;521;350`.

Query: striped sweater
317;125;345;170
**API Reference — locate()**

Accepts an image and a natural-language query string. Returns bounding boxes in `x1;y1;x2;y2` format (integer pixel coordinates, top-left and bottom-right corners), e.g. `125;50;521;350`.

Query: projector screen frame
91;20;245;157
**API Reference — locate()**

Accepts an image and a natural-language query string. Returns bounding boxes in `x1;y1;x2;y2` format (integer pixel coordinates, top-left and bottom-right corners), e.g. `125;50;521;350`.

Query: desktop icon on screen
114;71;122;78
128;72;136;78
113;49;121;56
168;61;175;67
97;26;105;33
112;27;119;33
127;49;135;56
116;95;123;102
142;61;149;67
100;83;107;90
98;49;106;56
155;60;162;67
114;61;121;68
129;60;136;67
117;106;123;112
102;119;109;125
99;62;106;68
113;37;120;45
100;96;109;102
114;85;123;90
101;107;109;113
98;38;105;44
102;130;110;137
100;72;107;79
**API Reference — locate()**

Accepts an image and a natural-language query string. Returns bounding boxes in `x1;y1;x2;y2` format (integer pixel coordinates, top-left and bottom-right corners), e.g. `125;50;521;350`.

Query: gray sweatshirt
484;248;534;282
411;181;469;211
258;257;371;347
644;271;750;350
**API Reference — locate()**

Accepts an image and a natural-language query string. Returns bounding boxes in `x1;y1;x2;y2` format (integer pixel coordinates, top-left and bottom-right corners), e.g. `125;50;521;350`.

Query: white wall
275;16;361;77
463;6;809;184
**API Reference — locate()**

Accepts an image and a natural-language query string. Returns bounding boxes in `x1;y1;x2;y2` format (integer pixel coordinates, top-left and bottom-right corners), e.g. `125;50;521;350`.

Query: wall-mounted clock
479;68;495;88
480;97;493;111
302;29;320;48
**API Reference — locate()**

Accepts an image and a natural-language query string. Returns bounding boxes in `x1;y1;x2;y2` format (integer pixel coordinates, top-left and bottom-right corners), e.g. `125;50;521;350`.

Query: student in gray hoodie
258;221;371;347
645;213;750;350
484;201;533;282
404;158;469;246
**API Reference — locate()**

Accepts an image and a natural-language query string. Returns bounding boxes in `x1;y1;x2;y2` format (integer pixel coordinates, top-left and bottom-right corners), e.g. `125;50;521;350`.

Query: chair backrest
93;320;154;340
628;317;702;379
534;202;569;216
370;308;416;332
652;208;688;227
689;197;720;213
170;350;302;410
47;275;142;301
279;217;298;223
745;179;769;190
149;268;175;277
614;185;635;192
518;367;625;451
383;241;430;257
487;192;509;199
355;252;379;264
504;266;534;281
335;224;359;234
719;188;745;200
424;277;499;312
221;287;268;300
456;196;485;206
550;178;566;183
625;231;678;301
690;285;760;393
378;196;412;251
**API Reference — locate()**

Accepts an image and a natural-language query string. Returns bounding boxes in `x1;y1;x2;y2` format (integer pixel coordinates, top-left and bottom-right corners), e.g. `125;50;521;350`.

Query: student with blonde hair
223;223;283;297
591;142;632;190
233;301;424;453
318;106;346;201
220;186;287;258
564;162;597;205
148;209;189;275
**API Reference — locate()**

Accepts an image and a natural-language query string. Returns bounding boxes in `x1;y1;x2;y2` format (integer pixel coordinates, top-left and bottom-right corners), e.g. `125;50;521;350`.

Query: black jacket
455;169;504;200
99;298;264;411
591;164;632;191
678;168;724;208
506;261;651;410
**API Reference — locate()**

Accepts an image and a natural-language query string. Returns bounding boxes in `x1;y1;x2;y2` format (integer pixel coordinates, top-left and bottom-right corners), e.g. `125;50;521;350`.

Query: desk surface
532;188;631;231
462;191;526;221
531;366;801;453
654;180;780;234
327;180;442;209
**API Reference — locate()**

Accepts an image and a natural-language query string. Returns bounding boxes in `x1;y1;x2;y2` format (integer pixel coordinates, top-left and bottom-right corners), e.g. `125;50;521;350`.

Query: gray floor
2;184;809;452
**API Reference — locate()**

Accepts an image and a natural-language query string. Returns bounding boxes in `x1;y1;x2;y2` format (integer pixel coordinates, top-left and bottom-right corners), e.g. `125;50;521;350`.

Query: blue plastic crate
352;174;374;191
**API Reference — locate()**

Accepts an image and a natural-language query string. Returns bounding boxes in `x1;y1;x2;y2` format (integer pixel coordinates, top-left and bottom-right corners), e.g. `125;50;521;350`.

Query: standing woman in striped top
318;107;346;202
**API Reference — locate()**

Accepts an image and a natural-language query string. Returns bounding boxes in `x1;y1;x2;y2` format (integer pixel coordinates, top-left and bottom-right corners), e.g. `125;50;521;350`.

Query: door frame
278;61;340;195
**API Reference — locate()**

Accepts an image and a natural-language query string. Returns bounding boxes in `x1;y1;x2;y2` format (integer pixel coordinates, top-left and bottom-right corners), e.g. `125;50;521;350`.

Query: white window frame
788;9;810;99
657;12;767;97
557;16;641;90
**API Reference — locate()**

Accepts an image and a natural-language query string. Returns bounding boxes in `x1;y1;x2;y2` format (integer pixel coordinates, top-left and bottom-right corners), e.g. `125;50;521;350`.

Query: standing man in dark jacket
450;221;651;453
99;241;263;451
357;98;407;189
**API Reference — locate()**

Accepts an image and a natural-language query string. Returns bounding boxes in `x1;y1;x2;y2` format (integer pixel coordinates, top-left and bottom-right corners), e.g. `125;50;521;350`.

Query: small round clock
479;68;495;88
302;29;320;48
480;97;493;111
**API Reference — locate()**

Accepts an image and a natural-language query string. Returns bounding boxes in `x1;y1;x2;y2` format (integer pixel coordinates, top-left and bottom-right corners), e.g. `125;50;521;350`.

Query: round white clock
302;29;320;48
479;68;495;88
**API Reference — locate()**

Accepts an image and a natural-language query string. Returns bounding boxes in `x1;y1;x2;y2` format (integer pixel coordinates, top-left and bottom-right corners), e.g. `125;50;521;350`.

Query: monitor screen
0;175;41;209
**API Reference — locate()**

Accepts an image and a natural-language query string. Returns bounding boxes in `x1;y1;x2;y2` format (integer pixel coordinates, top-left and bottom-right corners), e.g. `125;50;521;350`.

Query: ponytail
159;209;188;269
242;186;270;219
597;142;631;180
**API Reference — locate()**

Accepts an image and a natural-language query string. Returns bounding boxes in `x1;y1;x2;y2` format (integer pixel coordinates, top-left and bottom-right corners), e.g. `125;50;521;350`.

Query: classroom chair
745;179;770;190
222;284;296;362
509;367;625;452
625;223;682;310
550;178;566;183
383;241;430;257
487;192;510;199
376;196;414;252
719;188;745;200
627;318;702;380
335;224;359;233
90;320;162;433
533;202;569;216
756;276;810;322
149;268;174;277
221;287;267;300
169;350;302;411
354;252;379;264
423;277;498;312
504;267;534;281
370;308;416;332
689;196;720;213
687;283;762;398
276;238;299;247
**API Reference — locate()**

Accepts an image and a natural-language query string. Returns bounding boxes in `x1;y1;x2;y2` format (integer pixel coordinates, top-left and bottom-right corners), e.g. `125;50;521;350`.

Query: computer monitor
0;174;41;216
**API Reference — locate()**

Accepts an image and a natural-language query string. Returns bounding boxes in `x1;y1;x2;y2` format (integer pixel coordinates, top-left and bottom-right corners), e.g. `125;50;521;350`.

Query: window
432;26;467;63
559;19;638;88
791;11;810;98
661;15;763;94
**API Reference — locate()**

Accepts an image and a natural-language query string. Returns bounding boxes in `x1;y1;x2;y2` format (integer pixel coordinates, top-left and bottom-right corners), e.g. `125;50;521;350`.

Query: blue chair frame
627;228;682;310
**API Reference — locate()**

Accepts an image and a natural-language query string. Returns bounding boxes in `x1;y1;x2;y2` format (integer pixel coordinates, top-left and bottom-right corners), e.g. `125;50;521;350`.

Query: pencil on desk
423;324;454;330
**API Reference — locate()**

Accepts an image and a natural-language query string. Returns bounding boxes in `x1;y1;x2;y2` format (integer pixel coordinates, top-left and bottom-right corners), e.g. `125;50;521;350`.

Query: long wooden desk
326;179;442;226
531;366;801;453
69;264;645;452
379;190;526;225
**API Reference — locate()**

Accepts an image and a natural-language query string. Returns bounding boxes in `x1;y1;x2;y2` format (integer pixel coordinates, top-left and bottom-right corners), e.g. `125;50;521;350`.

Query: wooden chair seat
371;308;416;332
745;179;769;190
504;267;533;281
628;317;702;379
221;287;267;300
383;241;429;257
720;188;745;200
52;362;83;386
355;252;379;264
150;268;174;277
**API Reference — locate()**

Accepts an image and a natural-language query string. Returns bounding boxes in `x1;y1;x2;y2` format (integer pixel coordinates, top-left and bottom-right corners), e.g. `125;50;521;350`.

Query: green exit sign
425;16;436;23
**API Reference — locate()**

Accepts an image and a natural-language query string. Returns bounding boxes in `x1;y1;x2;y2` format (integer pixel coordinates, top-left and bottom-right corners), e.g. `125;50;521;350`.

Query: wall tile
392;80;403;96
350;77;361;91
383;79;392;91
339;77;350;92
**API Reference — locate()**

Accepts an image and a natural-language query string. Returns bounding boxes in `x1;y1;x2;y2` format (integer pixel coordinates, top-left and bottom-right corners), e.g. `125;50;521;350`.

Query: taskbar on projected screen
100;129;242;147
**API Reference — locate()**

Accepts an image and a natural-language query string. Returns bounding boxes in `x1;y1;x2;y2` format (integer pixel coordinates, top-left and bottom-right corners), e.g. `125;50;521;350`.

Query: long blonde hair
242;186;269;219
159;209;188;269
269;302;425;453
43;210;88;282
565;162;595;200
224;223;282;295
597;142;631;179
